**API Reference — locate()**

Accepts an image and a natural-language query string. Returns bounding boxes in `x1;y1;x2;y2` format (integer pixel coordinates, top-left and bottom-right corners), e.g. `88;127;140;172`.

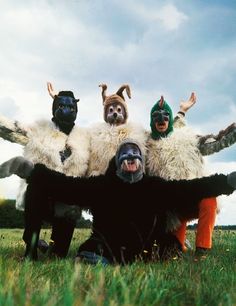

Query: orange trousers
174;197;217;250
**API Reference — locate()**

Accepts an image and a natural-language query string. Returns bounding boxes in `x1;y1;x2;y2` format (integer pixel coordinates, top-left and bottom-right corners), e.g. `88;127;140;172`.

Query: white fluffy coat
87;122;147;176
146;127;205;180
16;120;90;210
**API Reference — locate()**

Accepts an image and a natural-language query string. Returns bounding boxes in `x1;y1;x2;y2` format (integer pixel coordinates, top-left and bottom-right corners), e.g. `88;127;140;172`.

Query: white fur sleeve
0;114;29;145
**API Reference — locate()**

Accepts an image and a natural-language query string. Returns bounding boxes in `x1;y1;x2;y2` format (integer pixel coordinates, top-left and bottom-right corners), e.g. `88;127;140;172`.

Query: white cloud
157;4;188;30
0;140;23;199
120;1;188;31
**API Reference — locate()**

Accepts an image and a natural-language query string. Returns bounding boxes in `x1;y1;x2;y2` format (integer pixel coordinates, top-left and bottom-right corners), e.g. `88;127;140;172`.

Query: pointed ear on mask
158;96;164;108
99;83;108;105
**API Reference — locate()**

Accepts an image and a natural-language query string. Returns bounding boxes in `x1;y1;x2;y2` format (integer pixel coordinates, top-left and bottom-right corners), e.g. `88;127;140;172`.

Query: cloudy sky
0;0;235;224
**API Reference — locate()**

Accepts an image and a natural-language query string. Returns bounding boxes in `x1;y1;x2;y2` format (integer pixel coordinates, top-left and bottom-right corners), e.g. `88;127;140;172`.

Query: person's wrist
178;111;185;117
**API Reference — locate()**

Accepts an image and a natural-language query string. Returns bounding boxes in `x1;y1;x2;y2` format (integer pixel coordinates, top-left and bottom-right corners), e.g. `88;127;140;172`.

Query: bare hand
47;82;57;99
179;92;196;113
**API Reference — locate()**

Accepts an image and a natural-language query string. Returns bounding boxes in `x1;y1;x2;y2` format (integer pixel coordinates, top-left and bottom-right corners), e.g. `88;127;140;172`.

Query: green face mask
150;99;174;139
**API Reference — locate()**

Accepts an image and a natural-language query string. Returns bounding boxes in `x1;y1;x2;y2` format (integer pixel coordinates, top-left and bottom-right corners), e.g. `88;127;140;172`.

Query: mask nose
127;149;136;159
156;112;165;124
60;107;74;117
113;112;118;118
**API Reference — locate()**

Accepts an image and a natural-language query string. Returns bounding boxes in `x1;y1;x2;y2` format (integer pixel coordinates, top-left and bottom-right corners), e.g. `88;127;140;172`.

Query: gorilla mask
52;91;79;135
115;140;144;183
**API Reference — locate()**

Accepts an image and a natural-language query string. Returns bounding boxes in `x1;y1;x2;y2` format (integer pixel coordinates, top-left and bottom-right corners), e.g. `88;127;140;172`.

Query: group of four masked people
0;82;236;265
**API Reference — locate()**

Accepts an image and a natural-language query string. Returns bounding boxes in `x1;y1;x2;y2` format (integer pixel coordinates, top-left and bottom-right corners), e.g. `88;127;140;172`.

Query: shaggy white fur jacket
87;122;147;176
146;127;205;180
16;120;90;210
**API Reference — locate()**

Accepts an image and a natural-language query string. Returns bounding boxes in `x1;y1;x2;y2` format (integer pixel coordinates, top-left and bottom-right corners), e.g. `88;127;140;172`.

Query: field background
0;229;235;306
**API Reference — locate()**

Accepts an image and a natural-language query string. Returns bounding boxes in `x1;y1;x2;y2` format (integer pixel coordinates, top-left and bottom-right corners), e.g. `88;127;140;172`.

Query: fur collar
87;121;147;176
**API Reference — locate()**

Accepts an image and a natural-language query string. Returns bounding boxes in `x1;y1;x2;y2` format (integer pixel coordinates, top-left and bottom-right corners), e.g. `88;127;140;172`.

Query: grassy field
0;229;235;306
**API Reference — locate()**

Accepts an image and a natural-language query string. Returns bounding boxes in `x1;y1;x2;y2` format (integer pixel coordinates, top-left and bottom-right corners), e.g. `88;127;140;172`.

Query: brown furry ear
116;85;131;101
99;84;108;105
159;96;164;108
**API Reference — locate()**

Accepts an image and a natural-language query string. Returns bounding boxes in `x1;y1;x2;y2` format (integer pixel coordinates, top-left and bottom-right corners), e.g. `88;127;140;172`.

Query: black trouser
50;217;75;257
23;184;76;259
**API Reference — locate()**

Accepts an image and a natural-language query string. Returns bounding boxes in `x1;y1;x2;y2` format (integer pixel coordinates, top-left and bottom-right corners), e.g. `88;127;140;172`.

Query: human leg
50;217;76;258
195;197;217;251
174;221;187;251
23;184;53;260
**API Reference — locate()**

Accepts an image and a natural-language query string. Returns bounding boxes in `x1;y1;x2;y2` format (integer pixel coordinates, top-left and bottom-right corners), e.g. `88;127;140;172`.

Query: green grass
0;229;235;306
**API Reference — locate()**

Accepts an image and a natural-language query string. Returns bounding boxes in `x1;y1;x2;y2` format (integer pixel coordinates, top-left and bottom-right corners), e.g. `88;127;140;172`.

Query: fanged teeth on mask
135;159;141;168
125;160;129;168
121;159;140;170
121;160;129;169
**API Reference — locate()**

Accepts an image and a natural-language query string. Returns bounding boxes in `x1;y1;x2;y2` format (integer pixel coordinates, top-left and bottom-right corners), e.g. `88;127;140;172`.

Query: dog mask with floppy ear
115;139;144;183
99;83;131;125
47;82;80;135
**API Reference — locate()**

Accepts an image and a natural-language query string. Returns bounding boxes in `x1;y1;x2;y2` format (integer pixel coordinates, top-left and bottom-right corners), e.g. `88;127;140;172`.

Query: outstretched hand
227;172;236;189
179;92;196;113
0;156;34;179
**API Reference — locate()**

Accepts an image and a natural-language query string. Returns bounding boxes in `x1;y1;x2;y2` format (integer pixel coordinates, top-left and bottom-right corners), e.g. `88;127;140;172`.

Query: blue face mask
118;143;142;165
116;142;144;184
54;96;77;124
52;93;79;134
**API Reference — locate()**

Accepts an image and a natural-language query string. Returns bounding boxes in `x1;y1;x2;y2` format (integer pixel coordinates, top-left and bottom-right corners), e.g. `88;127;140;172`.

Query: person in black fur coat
1;139;236;264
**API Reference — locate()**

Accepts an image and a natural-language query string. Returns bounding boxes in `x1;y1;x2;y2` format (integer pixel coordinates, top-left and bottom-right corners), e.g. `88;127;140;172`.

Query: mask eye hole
152;111;158;118
109;106;113;113
59;104;64;109
117;107;122;113
70;106;75;111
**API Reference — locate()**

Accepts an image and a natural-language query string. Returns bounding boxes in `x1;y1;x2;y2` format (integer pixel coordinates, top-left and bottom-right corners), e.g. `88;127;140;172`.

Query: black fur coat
26;158;233;264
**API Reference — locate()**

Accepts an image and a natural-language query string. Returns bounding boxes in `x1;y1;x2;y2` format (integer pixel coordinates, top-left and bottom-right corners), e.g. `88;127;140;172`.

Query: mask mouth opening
121;158;141;173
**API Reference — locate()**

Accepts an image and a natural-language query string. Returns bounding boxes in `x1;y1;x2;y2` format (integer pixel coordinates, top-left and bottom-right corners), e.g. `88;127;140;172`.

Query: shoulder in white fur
88;121;147;176
146;127;204;180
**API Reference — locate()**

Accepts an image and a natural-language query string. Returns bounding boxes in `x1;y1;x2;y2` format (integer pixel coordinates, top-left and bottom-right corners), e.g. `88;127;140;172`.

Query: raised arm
0;114;29;145
174;92;197;128
47;82;58;99
198;122;236;156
